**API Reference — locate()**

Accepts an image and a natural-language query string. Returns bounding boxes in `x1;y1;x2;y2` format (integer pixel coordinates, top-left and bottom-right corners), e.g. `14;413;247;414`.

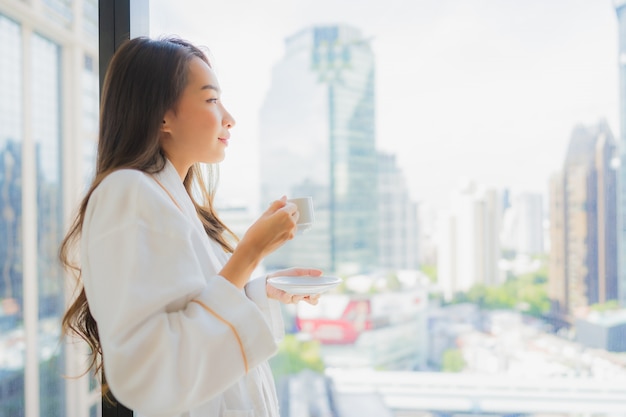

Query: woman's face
161;56;236;176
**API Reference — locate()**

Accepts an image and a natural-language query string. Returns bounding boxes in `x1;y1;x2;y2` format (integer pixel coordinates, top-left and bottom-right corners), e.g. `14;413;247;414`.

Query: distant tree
269;335;325;379
590;300;620;312
466;284;487;305
447;263;550;317
441;349;465;372
420;264;437;283
385;272;402;291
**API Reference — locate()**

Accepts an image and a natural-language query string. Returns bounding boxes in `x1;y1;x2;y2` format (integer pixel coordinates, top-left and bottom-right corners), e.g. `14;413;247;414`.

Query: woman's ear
161;111;173;134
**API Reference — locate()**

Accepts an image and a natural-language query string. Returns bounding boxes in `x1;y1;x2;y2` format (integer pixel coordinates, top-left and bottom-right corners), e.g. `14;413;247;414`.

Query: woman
60;36;321;417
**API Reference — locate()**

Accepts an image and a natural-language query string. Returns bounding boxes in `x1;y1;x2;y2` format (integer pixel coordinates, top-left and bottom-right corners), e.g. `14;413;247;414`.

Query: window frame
98;1;148;415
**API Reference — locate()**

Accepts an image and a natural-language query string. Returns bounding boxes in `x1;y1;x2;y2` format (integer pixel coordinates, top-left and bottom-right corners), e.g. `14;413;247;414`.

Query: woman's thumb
267;196;287;212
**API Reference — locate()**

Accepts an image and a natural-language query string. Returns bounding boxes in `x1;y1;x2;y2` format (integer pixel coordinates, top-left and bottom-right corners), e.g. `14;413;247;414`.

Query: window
0;2;99;417
149;1;626;415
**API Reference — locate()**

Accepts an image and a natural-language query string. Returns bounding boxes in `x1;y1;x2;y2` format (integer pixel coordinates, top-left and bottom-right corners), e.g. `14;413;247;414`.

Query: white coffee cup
288;197;314;233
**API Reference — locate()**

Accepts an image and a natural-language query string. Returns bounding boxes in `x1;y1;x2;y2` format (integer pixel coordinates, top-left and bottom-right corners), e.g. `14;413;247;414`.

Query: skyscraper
437;180;503;300
615;0;626;306
377;152;419;271
0;1;99;416
259;25;378;274
548;122;618;319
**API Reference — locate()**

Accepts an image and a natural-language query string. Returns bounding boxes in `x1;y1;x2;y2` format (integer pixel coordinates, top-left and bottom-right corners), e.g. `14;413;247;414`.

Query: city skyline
151;0;619;211
0;2;623;417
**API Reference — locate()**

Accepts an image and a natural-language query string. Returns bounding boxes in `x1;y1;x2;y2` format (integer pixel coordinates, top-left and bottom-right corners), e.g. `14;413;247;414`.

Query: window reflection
0;13;24;417
145;1;626;415
0;1;99;416
149;1;626;415
32;32;64;417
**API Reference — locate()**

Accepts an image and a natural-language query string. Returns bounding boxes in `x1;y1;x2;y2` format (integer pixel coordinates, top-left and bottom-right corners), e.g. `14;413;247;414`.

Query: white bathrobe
80;160;284;417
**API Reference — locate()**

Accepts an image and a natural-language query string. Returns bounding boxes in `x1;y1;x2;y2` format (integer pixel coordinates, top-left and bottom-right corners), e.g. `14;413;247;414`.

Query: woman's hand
266;267;324;305
240;196;299;259
220;197;298;288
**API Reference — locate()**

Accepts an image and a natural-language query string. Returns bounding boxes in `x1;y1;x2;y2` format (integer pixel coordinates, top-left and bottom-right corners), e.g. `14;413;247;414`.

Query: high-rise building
0;1;98;416
548;171;567;318
259;25;378;274
417;203;438;267
614;0;626;306
437;181;503;300
377;152;419;271
501;192;545;256
548;122;618;319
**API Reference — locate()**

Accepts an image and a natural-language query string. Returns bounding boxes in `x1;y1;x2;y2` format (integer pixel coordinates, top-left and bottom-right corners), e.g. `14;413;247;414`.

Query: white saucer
267;275;342;295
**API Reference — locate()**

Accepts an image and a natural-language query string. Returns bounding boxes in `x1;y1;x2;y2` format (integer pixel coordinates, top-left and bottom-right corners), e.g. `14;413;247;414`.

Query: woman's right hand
239;196;299;259
219;196;298;288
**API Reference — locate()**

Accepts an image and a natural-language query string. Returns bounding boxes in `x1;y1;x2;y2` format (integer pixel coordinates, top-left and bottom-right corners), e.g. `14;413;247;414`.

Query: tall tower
377;152;419;271
259;25;378;274
548;122;618;319
436;181;503;300
615;1;626;306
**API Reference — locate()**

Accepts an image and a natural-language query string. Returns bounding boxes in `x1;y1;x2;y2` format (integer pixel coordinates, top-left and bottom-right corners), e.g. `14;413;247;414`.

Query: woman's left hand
266;267;323;305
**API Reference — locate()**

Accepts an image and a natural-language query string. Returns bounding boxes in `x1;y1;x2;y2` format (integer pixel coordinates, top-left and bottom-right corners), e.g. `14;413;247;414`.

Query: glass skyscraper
548;122;618;318
615;1;626;306
0;1;99;416
259;25;379;275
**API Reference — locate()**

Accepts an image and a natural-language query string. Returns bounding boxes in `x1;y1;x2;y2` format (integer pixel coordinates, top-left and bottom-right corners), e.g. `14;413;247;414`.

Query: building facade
377;152;419;272
548;122;618;319
259;25;378;275
0;1;99;416
615;1;626;306
437;181;503;300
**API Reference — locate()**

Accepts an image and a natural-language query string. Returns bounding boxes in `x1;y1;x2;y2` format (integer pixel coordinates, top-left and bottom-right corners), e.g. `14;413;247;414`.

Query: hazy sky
151;0;619;211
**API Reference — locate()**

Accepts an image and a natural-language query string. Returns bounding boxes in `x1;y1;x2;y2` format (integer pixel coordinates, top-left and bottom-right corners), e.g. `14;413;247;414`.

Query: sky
150;0;619;212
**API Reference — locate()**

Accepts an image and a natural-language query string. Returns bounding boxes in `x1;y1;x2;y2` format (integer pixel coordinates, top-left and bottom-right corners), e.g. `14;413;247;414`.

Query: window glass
0;1;99;416
82;52;98;185
42;0;73;28
32;32;64;417
83;0;98;37
0;14;24;417
150;0;625;415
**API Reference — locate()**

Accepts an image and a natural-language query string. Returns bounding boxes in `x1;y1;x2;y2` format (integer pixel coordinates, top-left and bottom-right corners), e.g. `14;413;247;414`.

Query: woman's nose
223;109;236;129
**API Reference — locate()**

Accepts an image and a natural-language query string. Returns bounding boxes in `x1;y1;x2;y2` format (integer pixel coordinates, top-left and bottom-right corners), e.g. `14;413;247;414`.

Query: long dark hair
60;36;237;397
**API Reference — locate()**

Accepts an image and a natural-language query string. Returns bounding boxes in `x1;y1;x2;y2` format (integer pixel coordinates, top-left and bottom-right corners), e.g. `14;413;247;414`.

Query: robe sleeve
245;276;285;342
80;170;278;416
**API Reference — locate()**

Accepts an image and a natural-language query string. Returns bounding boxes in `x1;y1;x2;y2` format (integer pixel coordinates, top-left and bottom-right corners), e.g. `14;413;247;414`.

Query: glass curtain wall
0;13;24;417
32;33;64;417
0;1;99;416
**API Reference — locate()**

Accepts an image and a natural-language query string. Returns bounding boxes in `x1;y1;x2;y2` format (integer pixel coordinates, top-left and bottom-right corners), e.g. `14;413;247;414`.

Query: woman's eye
206;98;218;103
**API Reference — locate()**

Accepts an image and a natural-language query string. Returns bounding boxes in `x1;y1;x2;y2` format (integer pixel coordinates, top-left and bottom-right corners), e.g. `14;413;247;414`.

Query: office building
548;122;618;319
615;1;626;306
377;152;419;271
259;25;378;274
575;310;626;352
437;180;503;300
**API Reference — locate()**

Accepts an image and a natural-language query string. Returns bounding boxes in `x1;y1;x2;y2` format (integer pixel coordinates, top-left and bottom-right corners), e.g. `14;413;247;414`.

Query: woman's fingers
303;294;320;305
267;267;323;278
287;294;319;304
266;282;321;305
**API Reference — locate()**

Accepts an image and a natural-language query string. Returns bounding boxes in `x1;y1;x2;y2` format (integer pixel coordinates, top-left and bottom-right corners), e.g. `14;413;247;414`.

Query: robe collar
153;159;201;226
152;159;229;269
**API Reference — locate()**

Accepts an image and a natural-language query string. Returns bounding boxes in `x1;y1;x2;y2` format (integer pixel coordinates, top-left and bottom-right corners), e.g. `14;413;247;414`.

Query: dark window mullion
98;1;148;416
